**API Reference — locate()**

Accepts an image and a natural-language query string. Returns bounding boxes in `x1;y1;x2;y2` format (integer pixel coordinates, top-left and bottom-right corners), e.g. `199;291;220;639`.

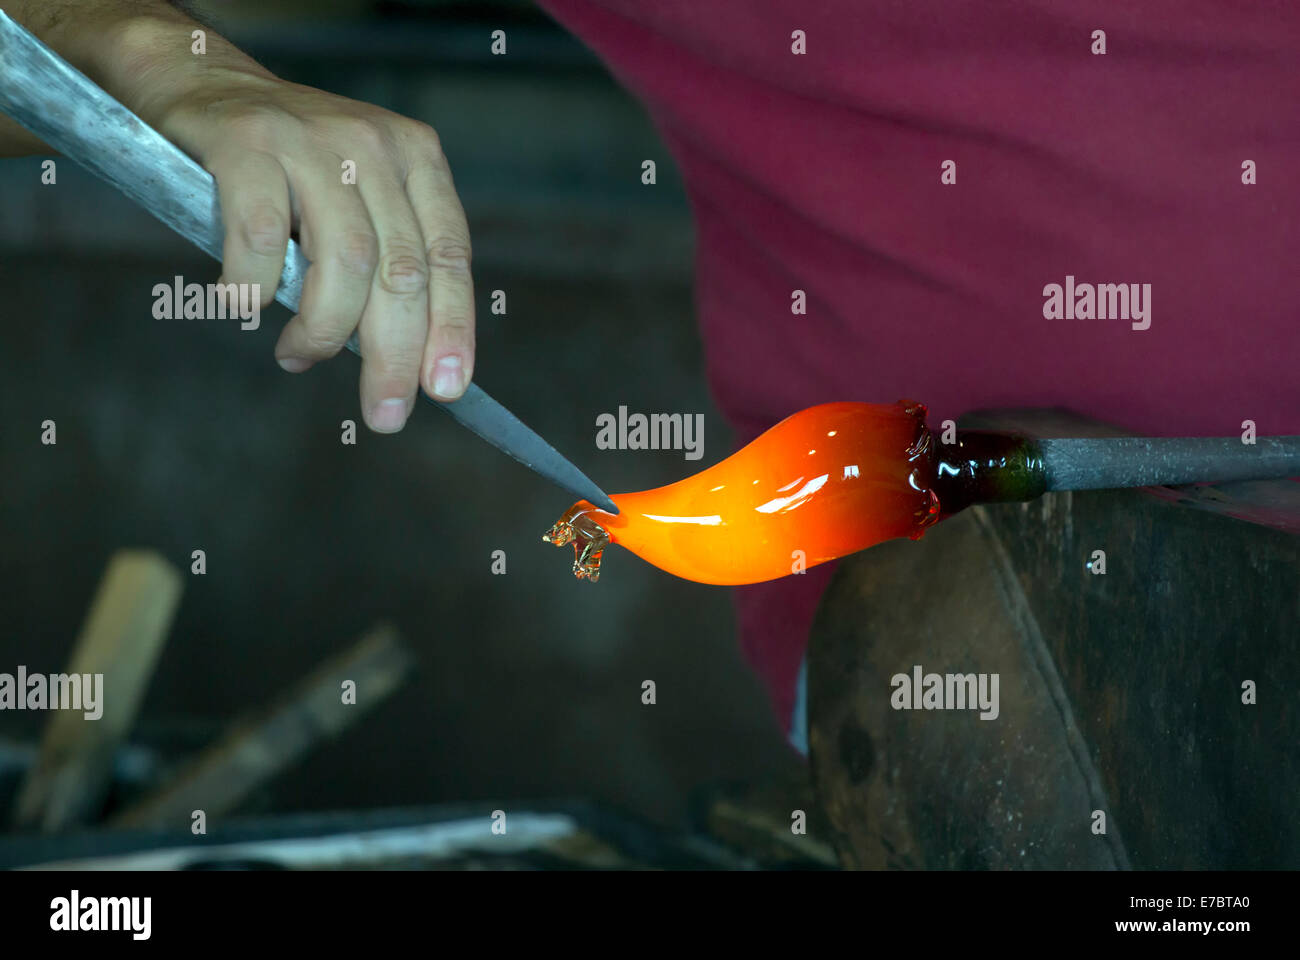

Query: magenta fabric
536;0;1300;728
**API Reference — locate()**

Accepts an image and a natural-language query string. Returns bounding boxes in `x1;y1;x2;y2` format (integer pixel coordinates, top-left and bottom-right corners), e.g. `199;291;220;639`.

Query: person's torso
541;0;1299;440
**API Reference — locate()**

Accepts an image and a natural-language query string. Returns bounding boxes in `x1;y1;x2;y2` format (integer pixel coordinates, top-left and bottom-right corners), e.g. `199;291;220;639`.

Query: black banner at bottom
0;869;1279;946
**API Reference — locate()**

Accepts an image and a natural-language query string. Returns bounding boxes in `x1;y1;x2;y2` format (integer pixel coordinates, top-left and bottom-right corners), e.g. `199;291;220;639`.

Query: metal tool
1038;436;1300;490
933;431;1300;511
0;12;618;514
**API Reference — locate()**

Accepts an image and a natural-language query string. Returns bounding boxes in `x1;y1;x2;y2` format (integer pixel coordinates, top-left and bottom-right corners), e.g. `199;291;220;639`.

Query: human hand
159;69;475;432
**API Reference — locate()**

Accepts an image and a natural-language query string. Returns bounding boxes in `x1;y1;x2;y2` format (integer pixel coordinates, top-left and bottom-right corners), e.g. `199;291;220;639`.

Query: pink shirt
538;0;1300;729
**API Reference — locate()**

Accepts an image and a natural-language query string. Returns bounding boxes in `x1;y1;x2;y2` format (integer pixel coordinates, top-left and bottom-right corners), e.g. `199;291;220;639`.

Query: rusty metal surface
809;509;1129;869
809;409;1299;869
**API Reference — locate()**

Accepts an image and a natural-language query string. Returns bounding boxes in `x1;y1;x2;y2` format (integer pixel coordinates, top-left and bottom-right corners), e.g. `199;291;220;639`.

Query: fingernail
370;397;411;433
433;356;464;398
277;355;311;373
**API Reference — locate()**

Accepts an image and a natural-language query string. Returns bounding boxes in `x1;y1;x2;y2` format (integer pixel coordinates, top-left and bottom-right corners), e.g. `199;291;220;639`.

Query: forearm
0;0;275;155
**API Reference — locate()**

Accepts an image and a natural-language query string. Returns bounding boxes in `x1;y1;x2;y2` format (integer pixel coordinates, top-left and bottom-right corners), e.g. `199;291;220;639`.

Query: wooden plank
12;549;182;831
110;623;411;831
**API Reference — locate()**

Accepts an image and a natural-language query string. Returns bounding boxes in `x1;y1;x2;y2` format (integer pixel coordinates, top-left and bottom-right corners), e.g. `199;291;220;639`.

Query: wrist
107;14;277;132
38;7;276;138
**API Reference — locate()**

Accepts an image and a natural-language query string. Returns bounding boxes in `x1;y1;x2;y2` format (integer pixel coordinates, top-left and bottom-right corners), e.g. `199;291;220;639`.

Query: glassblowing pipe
544;401;1300;586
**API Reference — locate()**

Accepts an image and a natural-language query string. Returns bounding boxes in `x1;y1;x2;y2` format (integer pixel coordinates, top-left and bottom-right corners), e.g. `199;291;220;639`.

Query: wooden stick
110;623;411;831
12;550;182;831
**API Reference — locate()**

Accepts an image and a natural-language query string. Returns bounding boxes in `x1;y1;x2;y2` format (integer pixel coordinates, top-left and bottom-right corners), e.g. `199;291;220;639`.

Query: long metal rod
0;11;618;514
936;430;1300;512
1039;436;1300;491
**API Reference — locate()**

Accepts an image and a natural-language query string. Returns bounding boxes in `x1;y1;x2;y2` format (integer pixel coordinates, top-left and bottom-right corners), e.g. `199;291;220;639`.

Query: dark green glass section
932;432;1047;513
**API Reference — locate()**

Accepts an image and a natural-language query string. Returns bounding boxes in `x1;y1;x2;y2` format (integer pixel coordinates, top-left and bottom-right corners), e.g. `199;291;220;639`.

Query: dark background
0;0;800;837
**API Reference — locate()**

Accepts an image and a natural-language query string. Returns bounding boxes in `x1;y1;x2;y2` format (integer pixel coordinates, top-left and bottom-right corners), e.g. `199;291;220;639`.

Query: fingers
276;154;435;433
273;168;376;377
208;149;291;310
208;105;474;434
352;169;429;432
404;144;476;402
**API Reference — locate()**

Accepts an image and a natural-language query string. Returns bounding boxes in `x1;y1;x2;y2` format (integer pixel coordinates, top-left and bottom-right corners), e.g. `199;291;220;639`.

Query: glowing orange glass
544;400;941;585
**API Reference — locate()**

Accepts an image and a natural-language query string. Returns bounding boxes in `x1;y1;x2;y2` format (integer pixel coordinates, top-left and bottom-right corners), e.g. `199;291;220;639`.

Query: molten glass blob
543;401;941;585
